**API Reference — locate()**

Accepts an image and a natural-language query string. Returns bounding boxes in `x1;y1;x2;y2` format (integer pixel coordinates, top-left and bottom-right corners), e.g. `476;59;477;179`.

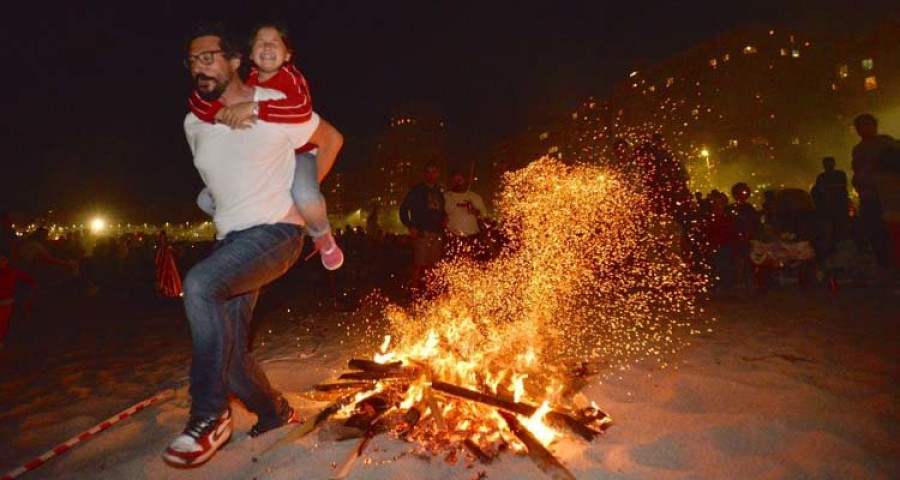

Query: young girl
188;23;344;270
0;254;36;349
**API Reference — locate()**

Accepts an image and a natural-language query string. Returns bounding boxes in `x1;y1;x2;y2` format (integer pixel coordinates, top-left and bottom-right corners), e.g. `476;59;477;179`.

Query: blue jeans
183;223;303;421
197;152;332;239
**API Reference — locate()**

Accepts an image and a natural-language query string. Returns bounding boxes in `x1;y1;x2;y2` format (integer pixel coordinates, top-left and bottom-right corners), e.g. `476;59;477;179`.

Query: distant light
629;71;639;78
700;149;710;157
90;217;107;233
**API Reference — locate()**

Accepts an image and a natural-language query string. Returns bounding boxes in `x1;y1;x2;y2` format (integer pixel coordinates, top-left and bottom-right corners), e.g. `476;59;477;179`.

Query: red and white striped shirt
187;64;315;152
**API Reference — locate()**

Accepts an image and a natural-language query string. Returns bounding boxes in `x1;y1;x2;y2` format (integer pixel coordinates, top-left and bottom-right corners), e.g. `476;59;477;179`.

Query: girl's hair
249;21;294;55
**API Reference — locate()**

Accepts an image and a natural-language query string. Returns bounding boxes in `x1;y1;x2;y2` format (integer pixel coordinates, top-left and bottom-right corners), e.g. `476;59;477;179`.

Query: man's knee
183;264;226;301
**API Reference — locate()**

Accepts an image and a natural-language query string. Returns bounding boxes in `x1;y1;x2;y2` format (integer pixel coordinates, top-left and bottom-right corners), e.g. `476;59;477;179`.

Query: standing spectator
635;133;692;223
0;253;36;349
728;183;761;288
704;191;736;289
811;157;850;259
851;113;896;269
875;145;900;272
399;163;446;291
444;171;488;258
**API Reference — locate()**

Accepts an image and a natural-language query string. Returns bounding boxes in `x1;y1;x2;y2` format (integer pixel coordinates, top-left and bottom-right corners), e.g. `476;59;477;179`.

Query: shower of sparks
338;155;709;457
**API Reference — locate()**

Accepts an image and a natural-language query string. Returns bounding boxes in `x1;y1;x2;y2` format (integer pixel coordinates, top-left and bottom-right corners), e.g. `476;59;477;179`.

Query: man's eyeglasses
183;50;224;68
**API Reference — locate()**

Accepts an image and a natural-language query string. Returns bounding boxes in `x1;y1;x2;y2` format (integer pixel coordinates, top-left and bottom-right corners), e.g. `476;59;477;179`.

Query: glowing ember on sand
282;157;707;475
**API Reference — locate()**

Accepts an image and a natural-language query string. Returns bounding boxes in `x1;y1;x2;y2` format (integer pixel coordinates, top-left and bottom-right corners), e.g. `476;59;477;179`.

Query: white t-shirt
444;190;487;236
185;87;320;239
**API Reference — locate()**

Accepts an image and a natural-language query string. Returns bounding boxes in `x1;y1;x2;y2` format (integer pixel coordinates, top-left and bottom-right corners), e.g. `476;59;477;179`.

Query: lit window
792;137;800;145
728;139;739;147
709;58;717;68
743;45;757;54
723;54;730;62
666;77;675;87
861;58;874;71
548;146;559;154
864;76;877;91
571;112;578;120
769;29;775;35
791;49;800;58
831;83;838;91
838;65;849;79
649;85;655;92
629;71;639;77
539;132;549;140
780;48;788;56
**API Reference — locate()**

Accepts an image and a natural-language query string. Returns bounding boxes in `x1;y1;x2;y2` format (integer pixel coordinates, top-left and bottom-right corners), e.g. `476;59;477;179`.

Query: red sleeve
187;90;223;124
256;65;313;124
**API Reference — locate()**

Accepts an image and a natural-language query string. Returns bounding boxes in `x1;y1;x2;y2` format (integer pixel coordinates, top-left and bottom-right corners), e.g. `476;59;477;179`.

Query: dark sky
0;0;893;221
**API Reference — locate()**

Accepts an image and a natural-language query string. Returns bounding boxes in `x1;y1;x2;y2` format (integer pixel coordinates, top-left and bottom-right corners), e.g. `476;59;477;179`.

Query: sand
1;286;898;480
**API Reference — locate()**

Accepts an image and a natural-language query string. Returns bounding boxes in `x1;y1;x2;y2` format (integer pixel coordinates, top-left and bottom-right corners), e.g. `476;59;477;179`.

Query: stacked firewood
267;358;612;479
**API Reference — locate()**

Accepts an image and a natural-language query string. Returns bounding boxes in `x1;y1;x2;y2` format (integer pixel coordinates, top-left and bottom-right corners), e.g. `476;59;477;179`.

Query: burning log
423;388;447;430
498;411;576;480
314;381;374;392
432;381;605;440
263;387;373;454
338;369;417;381
347;358;403;372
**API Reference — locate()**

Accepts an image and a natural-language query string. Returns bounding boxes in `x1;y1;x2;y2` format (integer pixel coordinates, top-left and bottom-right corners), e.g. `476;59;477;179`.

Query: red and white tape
2;389;174;480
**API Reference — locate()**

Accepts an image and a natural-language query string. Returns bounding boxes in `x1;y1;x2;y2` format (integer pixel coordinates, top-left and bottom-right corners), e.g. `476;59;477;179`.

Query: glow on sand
353;157;708;456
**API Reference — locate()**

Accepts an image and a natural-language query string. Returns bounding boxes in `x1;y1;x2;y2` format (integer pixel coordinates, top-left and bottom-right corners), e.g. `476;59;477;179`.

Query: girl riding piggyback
189;22;344;270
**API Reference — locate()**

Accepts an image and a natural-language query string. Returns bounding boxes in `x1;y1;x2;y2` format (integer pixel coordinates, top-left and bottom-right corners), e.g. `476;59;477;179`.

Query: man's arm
470;193;487;218
307;119;344;182
399;190;416;230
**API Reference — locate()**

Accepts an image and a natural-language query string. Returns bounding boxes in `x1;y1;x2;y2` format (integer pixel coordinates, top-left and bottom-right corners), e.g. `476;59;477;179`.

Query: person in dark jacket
399;163;446;290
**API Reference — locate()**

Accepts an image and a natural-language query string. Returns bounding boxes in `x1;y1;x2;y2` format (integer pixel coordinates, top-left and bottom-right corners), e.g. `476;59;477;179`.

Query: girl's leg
291;152;331;238
292;152;343;270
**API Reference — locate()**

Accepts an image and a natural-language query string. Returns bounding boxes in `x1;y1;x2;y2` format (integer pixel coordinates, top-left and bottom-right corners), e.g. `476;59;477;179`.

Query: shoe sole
162;427;232;468
322;252;344;271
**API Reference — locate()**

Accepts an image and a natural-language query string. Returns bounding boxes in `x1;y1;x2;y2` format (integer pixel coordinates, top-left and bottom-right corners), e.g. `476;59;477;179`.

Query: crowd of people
612;114;900;292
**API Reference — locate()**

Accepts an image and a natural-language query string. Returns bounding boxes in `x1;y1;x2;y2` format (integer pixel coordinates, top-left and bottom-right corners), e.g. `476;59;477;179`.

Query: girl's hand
217;102;257;130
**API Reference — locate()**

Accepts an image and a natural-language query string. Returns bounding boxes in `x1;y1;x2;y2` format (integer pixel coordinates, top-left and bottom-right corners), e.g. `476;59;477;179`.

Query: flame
521;401;560;447
352;157;703;456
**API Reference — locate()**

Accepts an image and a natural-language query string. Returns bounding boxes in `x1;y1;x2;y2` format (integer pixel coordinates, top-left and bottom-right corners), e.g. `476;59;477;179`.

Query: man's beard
195;74;230;101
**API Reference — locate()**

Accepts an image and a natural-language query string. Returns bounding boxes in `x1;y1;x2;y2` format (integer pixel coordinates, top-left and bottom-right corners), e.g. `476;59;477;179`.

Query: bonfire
269;157;705;479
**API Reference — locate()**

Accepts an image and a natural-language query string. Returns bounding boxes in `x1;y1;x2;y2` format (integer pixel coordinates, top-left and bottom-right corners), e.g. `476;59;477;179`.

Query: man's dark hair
822;156;836;167
450;170;467;179
249;21;294;55
185;22;242;59
853;113;877;129
424;163;439;172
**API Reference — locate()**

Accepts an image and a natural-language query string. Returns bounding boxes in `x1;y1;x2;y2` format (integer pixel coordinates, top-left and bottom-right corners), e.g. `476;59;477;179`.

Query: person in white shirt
444;171;488;257
163;23;343;468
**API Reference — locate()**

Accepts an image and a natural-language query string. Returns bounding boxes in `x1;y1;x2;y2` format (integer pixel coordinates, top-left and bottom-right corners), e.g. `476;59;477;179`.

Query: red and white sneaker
314;232;344;271
163;409;232;468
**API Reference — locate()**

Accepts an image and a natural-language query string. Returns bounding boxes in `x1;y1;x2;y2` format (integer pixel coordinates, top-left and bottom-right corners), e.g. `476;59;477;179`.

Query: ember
273;157;705;477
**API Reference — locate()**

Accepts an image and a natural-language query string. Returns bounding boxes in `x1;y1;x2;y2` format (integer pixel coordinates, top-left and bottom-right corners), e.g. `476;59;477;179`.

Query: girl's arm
256;65;313;124
187;90;224;124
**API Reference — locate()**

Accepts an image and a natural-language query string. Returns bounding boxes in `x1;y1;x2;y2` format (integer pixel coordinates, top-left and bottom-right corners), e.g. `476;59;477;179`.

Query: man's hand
216;102;257;130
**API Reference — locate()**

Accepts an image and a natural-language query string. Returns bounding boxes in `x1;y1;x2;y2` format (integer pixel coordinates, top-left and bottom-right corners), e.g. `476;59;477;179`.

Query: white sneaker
163;409;232;468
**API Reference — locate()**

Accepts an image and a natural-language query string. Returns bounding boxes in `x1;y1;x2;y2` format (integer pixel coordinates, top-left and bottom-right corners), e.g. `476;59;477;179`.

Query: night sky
0;0;892;221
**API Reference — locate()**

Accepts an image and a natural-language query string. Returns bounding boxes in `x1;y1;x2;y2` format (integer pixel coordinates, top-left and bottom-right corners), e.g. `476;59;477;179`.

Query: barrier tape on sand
2;389;174;480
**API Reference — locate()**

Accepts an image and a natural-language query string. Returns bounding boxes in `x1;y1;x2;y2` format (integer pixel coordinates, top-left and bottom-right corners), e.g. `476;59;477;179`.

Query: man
399;164;445;290
444;171;487;257
811;157;849;258
851;114;896;269
163;24;343;468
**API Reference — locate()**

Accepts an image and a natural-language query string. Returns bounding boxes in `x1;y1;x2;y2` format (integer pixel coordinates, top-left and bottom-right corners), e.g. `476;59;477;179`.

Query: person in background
444;170;488;258
728;183;760;289
811;156;849;260
851;114;896;270
399;163;446;291
0;253;36;350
